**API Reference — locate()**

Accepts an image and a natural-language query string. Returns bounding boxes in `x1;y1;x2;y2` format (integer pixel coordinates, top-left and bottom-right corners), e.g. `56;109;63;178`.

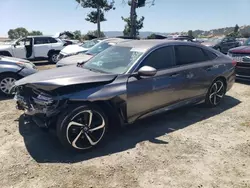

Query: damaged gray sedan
13;40;235;151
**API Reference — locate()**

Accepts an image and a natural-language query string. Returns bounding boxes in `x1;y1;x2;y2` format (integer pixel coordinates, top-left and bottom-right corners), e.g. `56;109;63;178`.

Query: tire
205;79;226;107
48;52;58;63
56;103;108;152
216;47;221;52
0;73;19;97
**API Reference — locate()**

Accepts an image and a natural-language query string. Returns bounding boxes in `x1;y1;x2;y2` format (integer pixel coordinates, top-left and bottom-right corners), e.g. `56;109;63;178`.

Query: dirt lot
0;63;250;188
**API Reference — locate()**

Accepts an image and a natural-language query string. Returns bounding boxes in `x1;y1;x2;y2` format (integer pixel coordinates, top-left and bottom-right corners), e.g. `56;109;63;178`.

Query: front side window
16;38;29;46
175;45;208;65
83;46;143;74
139;46;174;70
48;37;58;43
81;39;99;48
34;37;49;45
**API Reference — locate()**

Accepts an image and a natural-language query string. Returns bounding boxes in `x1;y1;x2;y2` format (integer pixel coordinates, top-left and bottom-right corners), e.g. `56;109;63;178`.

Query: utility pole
130;0;137;38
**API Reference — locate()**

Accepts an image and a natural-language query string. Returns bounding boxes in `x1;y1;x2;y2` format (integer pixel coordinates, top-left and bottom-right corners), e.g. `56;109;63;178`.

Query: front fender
63;81;127;102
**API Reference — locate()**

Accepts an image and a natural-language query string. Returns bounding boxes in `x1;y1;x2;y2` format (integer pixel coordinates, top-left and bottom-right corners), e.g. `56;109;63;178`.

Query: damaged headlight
32;89;54;106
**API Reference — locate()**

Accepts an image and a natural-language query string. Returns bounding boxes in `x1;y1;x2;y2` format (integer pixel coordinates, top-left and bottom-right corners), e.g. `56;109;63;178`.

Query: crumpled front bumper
14;87;67;128
14;86;65;117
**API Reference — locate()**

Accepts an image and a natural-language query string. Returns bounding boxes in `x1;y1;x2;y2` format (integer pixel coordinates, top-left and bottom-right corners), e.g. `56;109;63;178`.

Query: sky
0;0;249;36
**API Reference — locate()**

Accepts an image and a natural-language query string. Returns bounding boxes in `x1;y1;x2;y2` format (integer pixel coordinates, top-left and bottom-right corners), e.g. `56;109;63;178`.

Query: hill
104;25;250;38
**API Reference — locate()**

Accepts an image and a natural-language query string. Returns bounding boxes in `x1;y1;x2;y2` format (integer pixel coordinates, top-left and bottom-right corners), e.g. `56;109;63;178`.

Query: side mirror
138;66;157;77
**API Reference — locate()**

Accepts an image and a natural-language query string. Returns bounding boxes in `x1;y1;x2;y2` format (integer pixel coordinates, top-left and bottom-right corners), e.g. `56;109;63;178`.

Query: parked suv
202;37;239;54
0;36;65;63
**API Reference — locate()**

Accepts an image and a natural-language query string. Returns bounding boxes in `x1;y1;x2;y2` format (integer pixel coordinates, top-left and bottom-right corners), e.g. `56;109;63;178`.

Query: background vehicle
202;37;239;53
14;40;235;151
228;37;250;80
56;38;131;67
0;55;37;96
0;36;65;63
62;39;81;46
57;38;104;61
236;38;247;46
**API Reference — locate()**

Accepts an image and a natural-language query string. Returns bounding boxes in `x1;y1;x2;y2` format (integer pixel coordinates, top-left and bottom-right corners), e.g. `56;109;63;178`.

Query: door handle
205;66;213;71
204;65;219;71
170;73;180;77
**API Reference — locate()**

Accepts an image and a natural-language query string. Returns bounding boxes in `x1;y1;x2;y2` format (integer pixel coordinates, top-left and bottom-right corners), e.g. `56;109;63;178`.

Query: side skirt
132;96;205;123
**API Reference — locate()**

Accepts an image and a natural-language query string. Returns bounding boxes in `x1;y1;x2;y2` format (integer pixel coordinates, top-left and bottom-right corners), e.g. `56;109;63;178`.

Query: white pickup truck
0;36;65;63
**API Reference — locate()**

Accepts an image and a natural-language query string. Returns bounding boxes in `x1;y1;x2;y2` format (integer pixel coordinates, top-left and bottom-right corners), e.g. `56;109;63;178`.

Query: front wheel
57;104;108;152
205;79;226;107
0;73;19;97
49;52;58;63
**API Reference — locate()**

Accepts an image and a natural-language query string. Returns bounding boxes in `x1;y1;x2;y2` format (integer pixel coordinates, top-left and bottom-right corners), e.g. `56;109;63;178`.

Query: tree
73;30;82;40
87;30;105;37
121;15;144;36
76;0;115;37
234;24;239;33
28;30;43;36
122;0;155;37
188;30;193;38
147;33;156;39
8;27;29;39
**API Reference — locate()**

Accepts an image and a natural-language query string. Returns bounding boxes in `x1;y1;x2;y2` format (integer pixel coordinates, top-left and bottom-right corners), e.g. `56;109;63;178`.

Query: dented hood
15;65;117;91
56;53;93;67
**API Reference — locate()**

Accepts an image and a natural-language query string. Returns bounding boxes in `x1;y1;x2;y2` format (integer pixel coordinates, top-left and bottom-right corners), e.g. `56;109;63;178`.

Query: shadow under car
18;95;241;163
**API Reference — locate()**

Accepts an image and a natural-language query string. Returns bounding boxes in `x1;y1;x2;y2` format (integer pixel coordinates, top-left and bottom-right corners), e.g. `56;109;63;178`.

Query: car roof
116;39;186;51
101;38;132;44
26;35;55;38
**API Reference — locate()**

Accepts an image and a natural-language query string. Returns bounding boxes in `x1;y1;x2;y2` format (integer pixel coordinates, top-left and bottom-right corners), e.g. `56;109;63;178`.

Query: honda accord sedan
12;40;235;151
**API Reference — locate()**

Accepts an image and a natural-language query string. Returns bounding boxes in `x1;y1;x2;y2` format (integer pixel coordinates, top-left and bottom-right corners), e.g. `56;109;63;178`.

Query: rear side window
204;49;217;60
34;37;49;45
175;45;208;65
48;37;58;43
140;46;174;70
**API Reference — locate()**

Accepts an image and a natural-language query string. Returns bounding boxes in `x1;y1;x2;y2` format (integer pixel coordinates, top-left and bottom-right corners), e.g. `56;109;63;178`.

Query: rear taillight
232;60;237;66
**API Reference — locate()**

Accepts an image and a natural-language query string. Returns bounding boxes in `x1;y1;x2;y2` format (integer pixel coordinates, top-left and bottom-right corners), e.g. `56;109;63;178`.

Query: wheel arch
67;100;124;129
0;71;22;78
0;51;12;57
47;49;60;57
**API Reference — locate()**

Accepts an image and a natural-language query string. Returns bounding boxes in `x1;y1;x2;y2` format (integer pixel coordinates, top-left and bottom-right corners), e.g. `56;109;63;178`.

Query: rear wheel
49;52;58;63
205;79;226;107
57;104;108;152
0;73;19;97
216;47;221;52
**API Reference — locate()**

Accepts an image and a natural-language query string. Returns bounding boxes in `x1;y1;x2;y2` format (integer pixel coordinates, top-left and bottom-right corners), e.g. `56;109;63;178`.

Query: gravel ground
0;63;249;188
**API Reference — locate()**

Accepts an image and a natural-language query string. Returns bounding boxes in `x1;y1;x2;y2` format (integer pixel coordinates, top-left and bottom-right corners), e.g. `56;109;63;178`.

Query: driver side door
13;38;27;59
126;46;186;123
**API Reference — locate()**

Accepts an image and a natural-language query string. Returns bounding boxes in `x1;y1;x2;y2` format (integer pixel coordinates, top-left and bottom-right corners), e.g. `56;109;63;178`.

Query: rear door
174;45;214;101
127;46;187;122
12;38;27;59
33;37;51;58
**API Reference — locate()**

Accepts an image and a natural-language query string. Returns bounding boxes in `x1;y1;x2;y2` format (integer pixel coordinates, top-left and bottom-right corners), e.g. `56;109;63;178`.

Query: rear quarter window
175;45;208;65
203;49;218;60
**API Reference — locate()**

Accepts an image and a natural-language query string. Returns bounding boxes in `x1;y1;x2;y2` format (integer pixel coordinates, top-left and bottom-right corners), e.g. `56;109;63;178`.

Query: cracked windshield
0;0;250;188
